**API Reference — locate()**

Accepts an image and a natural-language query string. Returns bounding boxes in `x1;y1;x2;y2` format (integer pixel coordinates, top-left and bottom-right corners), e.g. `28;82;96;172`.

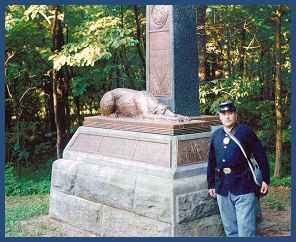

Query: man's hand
208;188;217;198
260;181;269;195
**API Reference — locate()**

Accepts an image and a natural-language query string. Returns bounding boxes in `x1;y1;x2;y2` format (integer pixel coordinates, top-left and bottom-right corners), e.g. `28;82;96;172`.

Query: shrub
5;164;21;195
271;176;291;187
5;163;51;196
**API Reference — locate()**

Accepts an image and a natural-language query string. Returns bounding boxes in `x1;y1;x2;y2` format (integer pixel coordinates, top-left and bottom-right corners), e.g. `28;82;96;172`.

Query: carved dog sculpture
100;88;190;122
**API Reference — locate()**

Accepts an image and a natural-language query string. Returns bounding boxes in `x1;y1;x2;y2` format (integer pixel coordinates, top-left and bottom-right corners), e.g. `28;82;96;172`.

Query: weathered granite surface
50;189;172;236
49;126;223;236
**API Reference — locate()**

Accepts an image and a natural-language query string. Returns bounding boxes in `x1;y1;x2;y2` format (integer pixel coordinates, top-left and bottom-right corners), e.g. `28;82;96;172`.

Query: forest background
5;5;291;197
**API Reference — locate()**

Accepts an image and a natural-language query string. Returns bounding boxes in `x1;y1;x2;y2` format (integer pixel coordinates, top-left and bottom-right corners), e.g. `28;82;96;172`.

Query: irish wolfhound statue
100;88;190;122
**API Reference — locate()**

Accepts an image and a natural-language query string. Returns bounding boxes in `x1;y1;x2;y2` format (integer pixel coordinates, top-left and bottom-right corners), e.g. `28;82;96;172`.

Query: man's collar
223;123;238;134
223;127;232;133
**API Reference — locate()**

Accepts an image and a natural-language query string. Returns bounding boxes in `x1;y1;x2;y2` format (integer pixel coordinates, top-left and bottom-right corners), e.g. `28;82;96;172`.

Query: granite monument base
49;120;223;236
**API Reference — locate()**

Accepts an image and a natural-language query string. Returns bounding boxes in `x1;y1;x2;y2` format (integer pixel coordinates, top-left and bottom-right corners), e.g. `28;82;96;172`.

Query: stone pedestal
49;117;223;236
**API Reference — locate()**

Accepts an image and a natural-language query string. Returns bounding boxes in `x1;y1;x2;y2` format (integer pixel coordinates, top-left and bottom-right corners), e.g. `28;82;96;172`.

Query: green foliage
282;126;291;144
262;185;291;211
6;120;56;170
11;143;30;167
200;75;263;115
199;5;291;177
49;10;139;71
49;42;112;70
5;163;52;196
264;196;285;211
72;76;89;97
5;194;49;236
5;165;19;196
267;153;276;176
271;176;291;187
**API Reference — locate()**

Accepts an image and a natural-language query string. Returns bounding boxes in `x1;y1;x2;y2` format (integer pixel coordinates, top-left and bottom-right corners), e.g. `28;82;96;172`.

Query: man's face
219;111;237;128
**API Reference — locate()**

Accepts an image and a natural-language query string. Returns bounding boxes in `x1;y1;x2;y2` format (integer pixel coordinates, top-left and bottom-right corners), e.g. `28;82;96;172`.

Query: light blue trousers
217;192;256;237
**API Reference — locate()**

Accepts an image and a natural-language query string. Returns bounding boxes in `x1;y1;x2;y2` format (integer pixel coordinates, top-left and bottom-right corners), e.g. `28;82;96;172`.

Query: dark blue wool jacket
207;123;270;196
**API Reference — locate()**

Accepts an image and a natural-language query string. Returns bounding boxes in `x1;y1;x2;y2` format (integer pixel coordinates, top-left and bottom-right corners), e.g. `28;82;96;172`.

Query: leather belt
216;164;247;174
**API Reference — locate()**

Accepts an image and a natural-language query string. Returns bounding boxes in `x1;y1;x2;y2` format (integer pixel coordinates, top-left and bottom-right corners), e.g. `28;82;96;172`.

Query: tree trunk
196;5;207;82
74;96;82;125
261;45;274;101
51;6;69;158
226;27;232;78
4;51;15;131
133;5;145;80
111;51;120;88
42;77;56;132
261;47;267;100
239;23;246;77
273;7;284;178
48;86;56;132
120;6;136;89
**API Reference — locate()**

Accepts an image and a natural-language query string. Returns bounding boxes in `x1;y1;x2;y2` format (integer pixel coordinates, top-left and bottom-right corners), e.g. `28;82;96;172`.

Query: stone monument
49;5;223;236
146;5;199;116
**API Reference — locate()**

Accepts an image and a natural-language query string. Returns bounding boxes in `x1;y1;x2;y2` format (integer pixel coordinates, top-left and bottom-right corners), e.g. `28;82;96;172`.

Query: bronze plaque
177;138;210;166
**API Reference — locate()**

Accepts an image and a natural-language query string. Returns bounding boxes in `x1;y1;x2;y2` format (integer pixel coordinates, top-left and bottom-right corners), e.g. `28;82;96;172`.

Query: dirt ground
257;186;291;236
9;186;291;237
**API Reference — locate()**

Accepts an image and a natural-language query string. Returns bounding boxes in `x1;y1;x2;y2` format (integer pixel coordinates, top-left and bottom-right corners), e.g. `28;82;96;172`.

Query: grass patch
5;194;49;237
263;196;286;211
5;162;52;196
261;186;291;211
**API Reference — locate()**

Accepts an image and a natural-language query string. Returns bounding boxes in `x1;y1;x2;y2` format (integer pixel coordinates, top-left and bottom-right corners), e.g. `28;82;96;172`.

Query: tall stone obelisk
146;5;199;116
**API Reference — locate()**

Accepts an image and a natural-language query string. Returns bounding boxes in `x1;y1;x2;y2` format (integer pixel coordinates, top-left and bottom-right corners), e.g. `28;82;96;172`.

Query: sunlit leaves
200;75;263;114
50;43;111;70
24;5;64;24
5;5;52;88
50;13;138;71
5;5;26;30
87;16;120;33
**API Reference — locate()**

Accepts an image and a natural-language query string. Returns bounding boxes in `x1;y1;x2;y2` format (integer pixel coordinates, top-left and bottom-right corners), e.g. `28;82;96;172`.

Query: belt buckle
223;168;231;174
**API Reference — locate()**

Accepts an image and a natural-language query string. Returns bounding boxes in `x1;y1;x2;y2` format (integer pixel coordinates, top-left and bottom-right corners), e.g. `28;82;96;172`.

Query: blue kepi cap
219;101;236;113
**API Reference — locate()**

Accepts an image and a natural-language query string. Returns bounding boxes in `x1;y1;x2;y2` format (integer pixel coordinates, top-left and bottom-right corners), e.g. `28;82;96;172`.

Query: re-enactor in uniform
207;101;270;237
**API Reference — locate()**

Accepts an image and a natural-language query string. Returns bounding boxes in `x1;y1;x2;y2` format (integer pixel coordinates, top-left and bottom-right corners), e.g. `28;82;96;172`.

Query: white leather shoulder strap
226;132;258;182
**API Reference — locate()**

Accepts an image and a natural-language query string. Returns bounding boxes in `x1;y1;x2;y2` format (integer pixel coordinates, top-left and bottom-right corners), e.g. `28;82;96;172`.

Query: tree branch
19;87;37;105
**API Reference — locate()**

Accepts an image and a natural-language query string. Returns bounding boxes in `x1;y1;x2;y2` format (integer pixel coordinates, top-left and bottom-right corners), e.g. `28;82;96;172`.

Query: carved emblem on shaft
151;5;169;29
